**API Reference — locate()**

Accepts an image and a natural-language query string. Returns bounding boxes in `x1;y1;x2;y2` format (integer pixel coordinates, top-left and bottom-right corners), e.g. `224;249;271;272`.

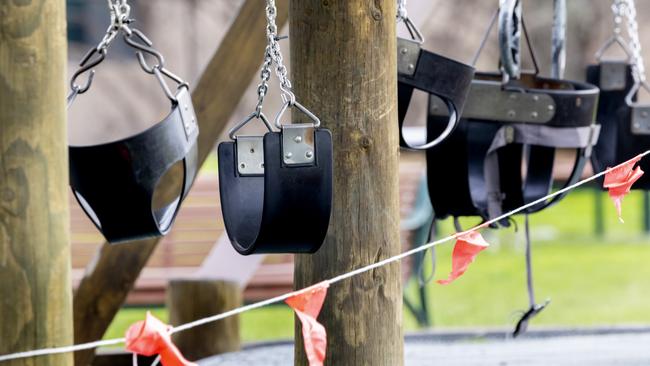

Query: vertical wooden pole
0;1;73;365
291;1;403;365
167;280;242;361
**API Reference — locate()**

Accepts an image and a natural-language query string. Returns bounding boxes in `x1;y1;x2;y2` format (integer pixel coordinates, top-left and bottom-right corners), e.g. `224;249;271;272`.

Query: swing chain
397;0;408;22
265;0;295;105
621;0;646;83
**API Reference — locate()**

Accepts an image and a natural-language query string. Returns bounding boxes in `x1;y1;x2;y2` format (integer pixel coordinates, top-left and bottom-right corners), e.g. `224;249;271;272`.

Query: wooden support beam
72;1;289;365
167;280;241;360
0;1;73;365
291;1;403;365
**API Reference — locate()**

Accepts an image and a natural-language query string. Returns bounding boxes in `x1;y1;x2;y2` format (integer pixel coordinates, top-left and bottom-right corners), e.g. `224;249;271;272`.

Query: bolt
294;136;302;143
408;64;415;72
250;148;255;153
285;152;293;159
240;163;246;169
532;95;539;102
548;105;555;112
530;111;538;119
400;48;408;55
306;151;313;159
507;110;516;118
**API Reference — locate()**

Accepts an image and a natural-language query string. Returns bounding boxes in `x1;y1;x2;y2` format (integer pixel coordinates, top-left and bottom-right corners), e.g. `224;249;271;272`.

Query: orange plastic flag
437;231;489;285
604;155;644;223
285;282;329;366
125;312;197;366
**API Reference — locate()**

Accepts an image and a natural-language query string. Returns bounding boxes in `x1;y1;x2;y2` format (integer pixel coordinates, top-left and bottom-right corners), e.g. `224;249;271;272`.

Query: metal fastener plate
397;38;421;76
430;81;556;123
631;107;650;135
177;87;198;138
236;136;265;175
600;61;628;91
282;125;315;166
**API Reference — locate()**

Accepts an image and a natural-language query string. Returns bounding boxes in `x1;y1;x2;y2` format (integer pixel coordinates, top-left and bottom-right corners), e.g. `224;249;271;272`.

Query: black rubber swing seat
218;128;333;255
426;72;600;222
69;87;199;243
397;37;475;150
587;61;650;189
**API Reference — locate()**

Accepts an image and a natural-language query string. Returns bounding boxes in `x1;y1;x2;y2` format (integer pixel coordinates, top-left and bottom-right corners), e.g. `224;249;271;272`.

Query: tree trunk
167;280;242;361
291;1;403;365
0;1;73;365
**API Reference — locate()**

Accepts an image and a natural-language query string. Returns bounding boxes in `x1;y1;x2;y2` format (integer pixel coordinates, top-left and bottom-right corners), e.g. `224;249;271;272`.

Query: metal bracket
430;81;556;123
397;38;421;76
177;87;198;138
600;61;628;91
282;125;315;166
236;136;265;175
631;107;650;135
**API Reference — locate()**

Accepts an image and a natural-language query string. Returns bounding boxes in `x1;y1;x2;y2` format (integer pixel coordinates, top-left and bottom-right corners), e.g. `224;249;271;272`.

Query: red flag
285;282;329;366
604;155;644;223
125;312;197;366
437;231;489;285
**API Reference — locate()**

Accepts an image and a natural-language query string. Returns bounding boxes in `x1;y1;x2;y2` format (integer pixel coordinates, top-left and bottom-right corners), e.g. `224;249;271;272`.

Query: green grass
104;189;650;342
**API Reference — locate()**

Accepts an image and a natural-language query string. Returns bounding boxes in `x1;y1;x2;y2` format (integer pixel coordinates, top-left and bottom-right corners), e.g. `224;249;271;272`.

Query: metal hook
595;34;633;62
123;28;166;74
228;112;274;140
69;47;107;95
625;80;650;107
274;100;321;129
399;16;424;44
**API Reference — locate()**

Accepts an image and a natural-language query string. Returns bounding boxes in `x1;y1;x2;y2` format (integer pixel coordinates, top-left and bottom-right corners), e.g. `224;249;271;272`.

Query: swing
396;1;475;150
67;0;199;243
588;0;650;189
425;0;598;337
218;0;333;255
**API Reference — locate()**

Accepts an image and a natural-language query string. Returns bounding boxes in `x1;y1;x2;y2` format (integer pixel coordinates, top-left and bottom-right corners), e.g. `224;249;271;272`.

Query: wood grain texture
290;1;403;365
72;1;289;365
0;0;73;365
167;280;241;361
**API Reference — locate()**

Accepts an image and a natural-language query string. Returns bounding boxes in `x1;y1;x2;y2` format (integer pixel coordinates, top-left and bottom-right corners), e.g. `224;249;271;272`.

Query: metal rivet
532;95;539;101
400;48;408;55
407;64;414;71
530;111;538;119
634;123;641;129
285;152;293;159
306;151;313;159
548;105;555;112
294;136;302;143
507;110;516;118
240;163;246;169
250;148;255;153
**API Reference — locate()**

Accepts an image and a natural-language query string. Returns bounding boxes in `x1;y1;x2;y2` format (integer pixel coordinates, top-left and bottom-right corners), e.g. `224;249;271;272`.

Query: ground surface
199;328;650;365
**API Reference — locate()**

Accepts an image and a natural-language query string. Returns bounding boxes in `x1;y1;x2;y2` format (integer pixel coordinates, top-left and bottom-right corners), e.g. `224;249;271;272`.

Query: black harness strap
218;129;333;255
588;61;650;189
69;87;199;243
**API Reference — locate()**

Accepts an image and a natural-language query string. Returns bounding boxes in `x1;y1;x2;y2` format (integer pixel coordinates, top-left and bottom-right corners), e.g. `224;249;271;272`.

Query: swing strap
397;38;475;150
218;129;333;255
69;87;199;243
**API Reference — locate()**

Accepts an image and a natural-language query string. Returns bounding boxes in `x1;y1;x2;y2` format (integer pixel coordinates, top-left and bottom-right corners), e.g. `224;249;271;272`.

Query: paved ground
199;327;650;365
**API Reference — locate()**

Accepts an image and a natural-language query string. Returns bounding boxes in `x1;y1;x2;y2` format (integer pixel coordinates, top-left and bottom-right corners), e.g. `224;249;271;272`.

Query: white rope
1;150;648;363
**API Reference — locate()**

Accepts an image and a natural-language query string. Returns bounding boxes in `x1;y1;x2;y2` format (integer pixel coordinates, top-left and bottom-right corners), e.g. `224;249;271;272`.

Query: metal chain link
265;0;295;104
621;0;646;83
397;0;407;22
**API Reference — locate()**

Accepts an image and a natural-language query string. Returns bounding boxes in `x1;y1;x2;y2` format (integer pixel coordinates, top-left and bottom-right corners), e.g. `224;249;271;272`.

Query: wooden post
291;1;403;365
72;1;289;364
167;280;242;360
0;1;73;365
